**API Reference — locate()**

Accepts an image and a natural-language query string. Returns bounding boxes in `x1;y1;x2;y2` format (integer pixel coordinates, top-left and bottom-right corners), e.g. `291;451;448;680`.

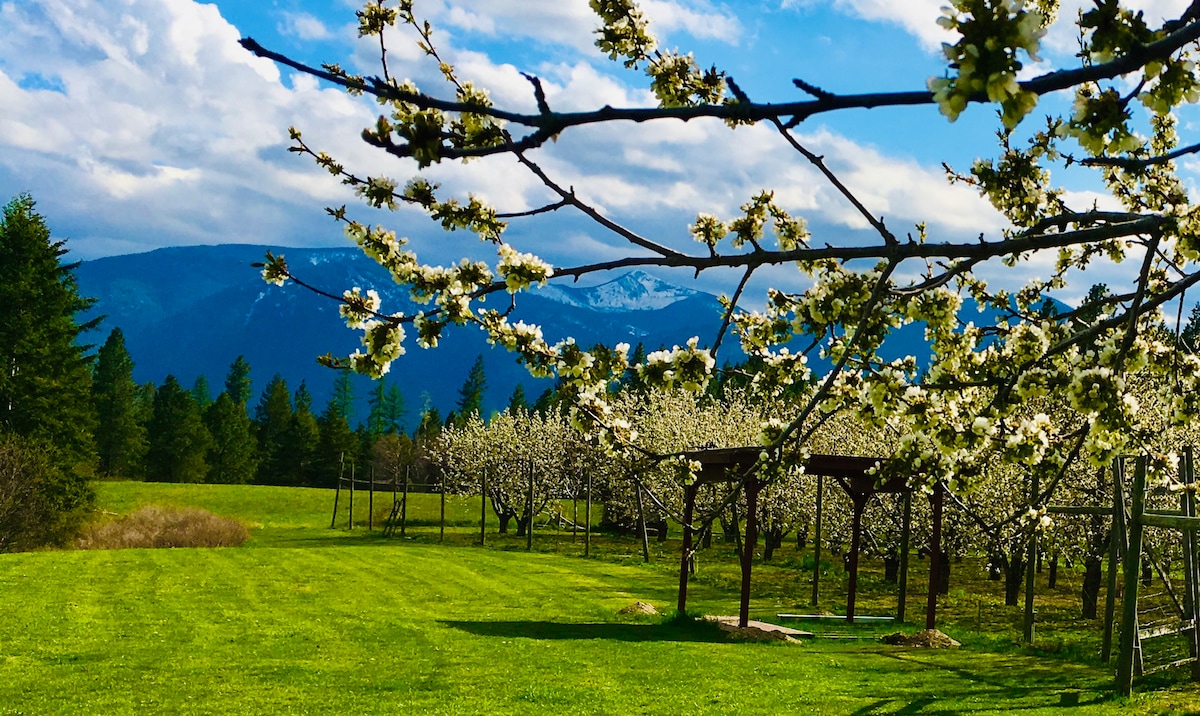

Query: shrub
77;505;249;549
0;434;94;552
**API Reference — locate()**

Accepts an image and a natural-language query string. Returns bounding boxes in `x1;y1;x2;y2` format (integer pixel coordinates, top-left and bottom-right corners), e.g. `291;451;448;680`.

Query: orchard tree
244;2;1200;506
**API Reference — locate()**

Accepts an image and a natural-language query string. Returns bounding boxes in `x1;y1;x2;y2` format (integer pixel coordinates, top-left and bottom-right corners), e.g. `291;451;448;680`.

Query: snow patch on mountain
538;270;699;312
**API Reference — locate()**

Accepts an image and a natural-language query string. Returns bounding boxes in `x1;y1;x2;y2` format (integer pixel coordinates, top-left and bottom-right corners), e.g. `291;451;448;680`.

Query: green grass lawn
0;481;1196;714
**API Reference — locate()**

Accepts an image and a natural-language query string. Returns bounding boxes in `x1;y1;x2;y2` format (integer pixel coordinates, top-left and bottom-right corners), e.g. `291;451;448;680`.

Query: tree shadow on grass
439;619;728;643
840;651;1116;714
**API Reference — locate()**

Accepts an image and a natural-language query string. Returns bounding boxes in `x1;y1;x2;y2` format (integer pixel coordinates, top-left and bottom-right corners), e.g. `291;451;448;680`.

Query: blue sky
0;0;1194;305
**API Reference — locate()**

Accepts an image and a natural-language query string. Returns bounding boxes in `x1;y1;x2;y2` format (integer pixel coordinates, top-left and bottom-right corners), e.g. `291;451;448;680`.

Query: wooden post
1103;460;1125;662
585;469;593;558
330;452;345;529
740;476;760;629
898;491;912;623
401;465;409;537
1182;447;1200;681
1023;472;1040;644
926;483;944;631
846;491;868;625
636;482;651;563
439;470;446;544
526;461;534;551
811;474;824;607
1117;457;1148;696
677;481;698;614
348;461;355;530
480;468;487;546
368;465;375;532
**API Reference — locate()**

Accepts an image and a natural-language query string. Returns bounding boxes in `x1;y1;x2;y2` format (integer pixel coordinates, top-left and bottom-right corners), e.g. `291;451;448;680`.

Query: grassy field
0;482;1197;714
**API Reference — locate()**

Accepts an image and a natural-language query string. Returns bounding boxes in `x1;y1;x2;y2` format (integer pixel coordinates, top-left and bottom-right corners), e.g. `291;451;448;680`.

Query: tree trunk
1048;553;1059;589
988;552;1003;581
763;529;783;561
498;513;512;533
655;520;669;543
1004;553;1024;606
1081;555;1103;619
883;549;899;583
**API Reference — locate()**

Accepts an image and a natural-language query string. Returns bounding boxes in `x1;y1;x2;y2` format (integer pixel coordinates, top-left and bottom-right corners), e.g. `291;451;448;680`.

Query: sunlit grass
0;481;1194;714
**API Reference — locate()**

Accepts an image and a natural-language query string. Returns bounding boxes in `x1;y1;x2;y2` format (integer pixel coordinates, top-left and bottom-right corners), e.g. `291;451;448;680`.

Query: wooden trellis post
330;452;345;529
897;491;912;623
1024;472;1040;644
1117;457;1148;696
811;474;824;607
480;468;487;546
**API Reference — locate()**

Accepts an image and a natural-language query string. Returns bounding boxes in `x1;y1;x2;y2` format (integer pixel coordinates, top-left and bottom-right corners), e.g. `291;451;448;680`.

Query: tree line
0;192;530;551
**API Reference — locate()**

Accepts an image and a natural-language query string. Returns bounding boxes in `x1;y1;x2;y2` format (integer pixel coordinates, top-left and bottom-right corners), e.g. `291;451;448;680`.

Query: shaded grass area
0;481;1191;714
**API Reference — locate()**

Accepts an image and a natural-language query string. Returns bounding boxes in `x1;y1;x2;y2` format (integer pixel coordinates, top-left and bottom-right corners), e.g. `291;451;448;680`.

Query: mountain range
74;245;750;426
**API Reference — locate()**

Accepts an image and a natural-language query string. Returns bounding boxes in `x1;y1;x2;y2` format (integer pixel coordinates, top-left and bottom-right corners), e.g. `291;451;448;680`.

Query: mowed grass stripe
0;541;1125;715
2;482;1193;714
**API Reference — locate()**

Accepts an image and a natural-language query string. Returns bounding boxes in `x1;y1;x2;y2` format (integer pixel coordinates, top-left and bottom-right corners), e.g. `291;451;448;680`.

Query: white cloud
0;0;381;259
278;11;332;41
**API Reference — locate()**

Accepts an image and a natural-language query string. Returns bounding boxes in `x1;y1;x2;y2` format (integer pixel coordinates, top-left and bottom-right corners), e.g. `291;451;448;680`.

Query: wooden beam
1141;514;1200;531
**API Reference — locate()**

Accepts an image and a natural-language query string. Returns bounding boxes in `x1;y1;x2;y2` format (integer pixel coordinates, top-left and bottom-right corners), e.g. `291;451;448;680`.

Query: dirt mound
708;616;810;642
880;629;960;648
618;601;659;615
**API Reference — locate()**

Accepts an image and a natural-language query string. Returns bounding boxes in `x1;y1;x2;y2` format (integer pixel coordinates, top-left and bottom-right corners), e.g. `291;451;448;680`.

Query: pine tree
366;380;406;438
92;328;146;478
316;391;358;489
145;375;211;483
331;370;356;426
204;392;258;484
1181;302;1200;353
281;381;320;486
0;194;96;547
253;374;292;485
415;406;442;441
190;375;212;409
455;354;487;423
224;355;253;406
507;383;529;413
0;194;98;469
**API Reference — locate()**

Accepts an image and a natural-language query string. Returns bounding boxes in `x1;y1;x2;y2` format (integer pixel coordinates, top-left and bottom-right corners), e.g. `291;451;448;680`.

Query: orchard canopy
244;0;1200;495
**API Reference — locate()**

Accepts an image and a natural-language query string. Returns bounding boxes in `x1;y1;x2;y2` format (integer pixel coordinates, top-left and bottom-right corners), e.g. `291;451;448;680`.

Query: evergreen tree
1181;302;1200;353
224;355;253;406
455;354;487;423
253;374;292;485
316;391;358;489
92;328;146;478
507;383;529;413
145;375;210;483
204;392;258;484
0;194;96;546
133;381;156;428
190;375;212;409
330;370;356;426
415;406;443;441
0;194;98;470
281;381;320;486
366;380;406;438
